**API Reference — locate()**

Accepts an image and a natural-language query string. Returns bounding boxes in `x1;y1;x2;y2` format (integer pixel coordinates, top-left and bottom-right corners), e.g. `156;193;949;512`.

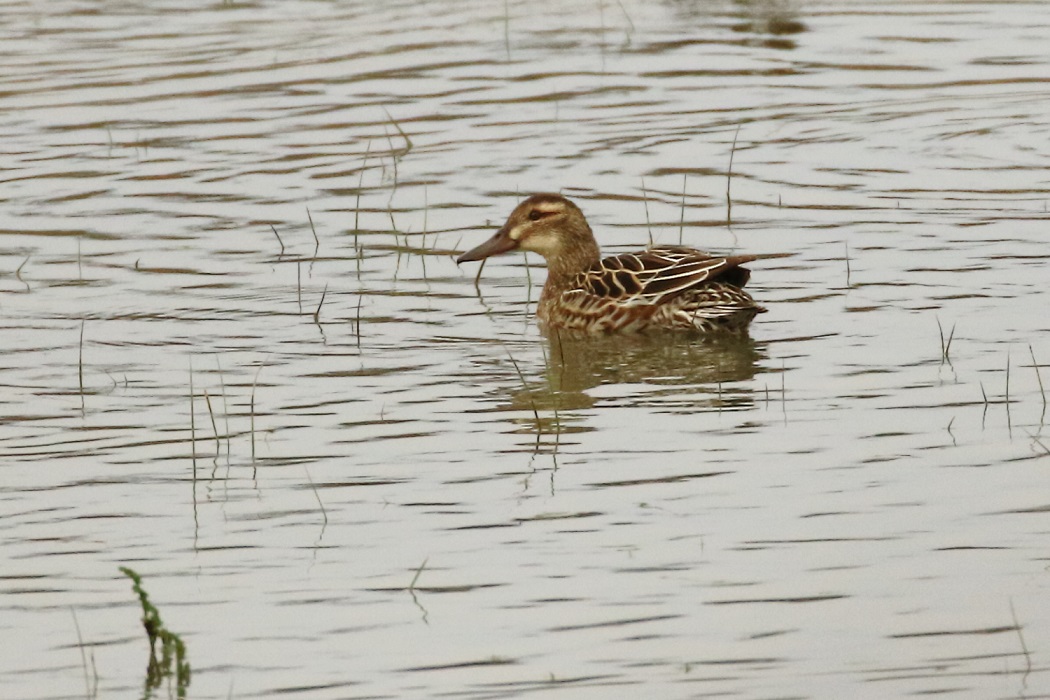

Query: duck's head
457;193;597;264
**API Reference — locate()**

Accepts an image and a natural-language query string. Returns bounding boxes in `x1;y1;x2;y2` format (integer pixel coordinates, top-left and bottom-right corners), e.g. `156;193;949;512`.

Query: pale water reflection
2;0;1050;698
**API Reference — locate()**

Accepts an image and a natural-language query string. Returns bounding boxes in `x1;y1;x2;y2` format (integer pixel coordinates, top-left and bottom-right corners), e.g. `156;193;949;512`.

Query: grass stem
844;241;851;287
215;355;231;462
1030;344;1046;409
356;295;363;349
355;140;371;233
71;607;93;699
307;207;319;258
305;468;328;525
314;284;328;324
250;364;262;463
506;346;542;442
17;255;30;291
503;0;510;59
679;174;687;245
270;225;285;257
190;360;197;477
1009;598;1032;682
641;177;652;246
203;389;220;456
409;557;429;590
726;123;741;225
78;320;85;413
1005;351;1011;406
382;107;413;153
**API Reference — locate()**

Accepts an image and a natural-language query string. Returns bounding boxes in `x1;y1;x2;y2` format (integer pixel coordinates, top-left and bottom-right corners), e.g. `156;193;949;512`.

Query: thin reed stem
215;355;231;461
1009;598;1032;681
250;364;263;463
409;557;428;590
844;241;851;287
78;320;85;413
1005;351;1011;406
305;468;328;525
503;0;511;60
307;207;319;258
641;177;652;246
314;284;328;324
17;255;30;291
203;389;220;455
356;295;363;349
383;126;399;197
270;225;285;256
71;607;91;699
524;252;533;311
679;174;687;245
726;123;741;224
355;140;371;232
505;347;542;439
616;0;635;33
189;359;197;477
382;107;413;153
1030;344;1046;409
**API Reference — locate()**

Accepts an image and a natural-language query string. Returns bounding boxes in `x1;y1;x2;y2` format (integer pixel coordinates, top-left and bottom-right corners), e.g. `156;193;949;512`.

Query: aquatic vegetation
119;567;191;699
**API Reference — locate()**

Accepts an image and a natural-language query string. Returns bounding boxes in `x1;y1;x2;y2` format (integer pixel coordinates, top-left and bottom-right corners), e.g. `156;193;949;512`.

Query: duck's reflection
665;0;807;50
507;330;766;420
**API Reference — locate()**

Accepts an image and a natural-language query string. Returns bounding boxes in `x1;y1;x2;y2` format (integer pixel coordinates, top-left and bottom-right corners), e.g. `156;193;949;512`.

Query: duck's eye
528;210;542;221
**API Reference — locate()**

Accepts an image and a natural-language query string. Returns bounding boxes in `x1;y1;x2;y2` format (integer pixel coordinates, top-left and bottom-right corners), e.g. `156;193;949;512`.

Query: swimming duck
457;193;765;333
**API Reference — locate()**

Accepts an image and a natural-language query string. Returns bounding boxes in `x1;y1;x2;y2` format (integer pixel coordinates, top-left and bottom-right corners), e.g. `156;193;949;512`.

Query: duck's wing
575;245;757;305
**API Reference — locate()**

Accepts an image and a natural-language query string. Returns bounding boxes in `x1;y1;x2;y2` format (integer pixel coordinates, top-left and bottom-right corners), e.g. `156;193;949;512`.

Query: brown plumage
457;193;766;333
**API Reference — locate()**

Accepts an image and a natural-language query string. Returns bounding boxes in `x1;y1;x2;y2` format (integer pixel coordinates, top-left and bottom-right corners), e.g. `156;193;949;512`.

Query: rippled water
3;0;1050;697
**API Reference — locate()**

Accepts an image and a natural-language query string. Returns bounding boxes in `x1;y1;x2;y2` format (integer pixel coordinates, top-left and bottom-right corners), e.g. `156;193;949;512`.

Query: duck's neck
538;235;601;303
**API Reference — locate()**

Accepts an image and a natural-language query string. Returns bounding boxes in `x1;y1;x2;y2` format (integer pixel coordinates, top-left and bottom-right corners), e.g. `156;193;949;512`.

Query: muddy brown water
2;0;1049;697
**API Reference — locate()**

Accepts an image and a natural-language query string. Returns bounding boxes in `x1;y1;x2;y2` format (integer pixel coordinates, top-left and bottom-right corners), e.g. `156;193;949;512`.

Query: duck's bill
457;229;517;263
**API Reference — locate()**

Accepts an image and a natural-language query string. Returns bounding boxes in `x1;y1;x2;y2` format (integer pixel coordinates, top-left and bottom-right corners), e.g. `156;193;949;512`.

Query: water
2;0;1049;697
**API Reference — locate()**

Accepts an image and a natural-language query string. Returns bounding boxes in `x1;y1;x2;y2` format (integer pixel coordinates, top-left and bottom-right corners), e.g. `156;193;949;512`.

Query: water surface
2;0;1050;698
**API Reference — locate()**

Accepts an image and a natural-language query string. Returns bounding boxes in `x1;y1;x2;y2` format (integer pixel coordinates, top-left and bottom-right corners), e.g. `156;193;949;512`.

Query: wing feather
575;245;757;305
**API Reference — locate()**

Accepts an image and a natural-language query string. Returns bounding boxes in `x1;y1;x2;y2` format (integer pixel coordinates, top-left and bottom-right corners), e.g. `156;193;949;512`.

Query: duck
457;193;766;333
